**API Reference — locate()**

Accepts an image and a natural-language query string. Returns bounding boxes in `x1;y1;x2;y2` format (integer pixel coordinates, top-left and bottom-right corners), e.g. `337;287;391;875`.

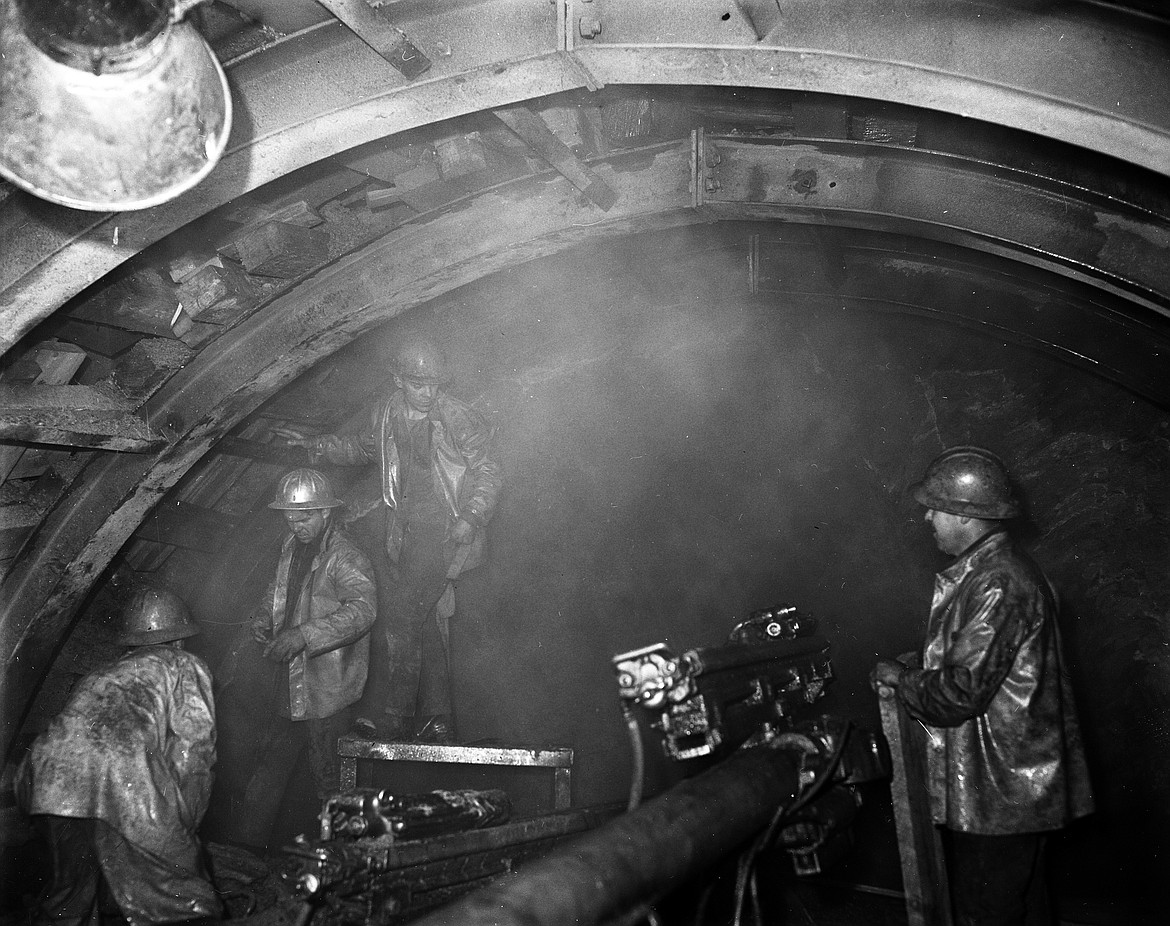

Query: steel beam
2;0;1168;357
694;132;1170;318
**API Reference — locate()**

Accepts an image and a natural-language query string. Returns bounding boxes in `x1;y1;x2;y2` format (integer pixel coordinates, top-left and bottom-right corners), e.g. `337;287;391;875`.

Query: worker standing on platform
17;587;220;926
872;446;1094;926
272;335;502;744
231;468;376;848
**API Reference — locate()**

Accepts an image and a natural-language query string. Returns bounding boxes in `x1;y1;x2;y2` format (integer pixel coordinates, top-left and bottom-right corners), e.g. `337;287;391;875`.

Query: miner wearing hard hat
17;587;220;925
872;446;1094;926
272;335;502;744
229;468;376;848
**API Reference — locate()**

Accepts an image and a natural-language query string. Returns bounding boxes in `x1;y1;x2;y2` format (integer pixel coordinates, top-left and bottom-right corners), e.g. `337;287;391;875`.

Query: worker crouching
17;587;220;926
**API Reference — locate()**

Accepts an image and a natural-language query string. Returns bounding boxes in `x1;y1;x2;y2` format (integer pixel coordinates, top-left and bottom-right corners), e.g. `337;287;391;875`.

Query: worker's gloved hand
448;517;475;544
264;627;307;662
870;658;905;694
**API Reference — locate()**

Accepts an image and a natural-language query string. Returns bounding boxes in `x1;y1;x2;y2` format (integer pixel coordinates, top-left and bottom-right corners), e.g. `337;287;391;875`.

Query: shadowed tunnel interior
30;222;1159;922
2;5;1170;921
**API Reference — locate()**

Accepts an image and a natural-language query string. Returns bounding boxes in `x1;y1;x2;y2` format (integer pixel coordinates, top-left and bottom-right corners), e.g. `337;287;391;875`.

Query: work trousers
947;830;1051;926
230;707;355;848
361;520;454;724
32;815;219;926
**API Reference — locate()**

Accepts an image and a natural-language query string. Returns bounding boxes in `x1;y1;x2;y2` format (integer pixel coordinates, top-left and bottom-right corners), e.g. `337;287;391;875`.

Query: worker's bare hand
252;622;272;644
264;627;307;662
448;517;475;544
870;658;904;693
271;426;310;446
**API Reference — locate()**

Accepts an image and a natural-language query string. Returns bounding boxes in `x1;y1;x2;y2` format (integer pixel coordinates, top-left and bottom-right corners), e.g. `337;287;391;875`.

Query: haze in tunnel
145;223;1170;921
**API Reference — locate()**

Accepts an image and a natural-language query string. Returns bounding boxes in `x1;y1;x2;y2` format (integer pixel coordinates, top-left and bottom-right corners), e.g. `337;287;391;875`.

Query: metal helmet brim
912;445;1021;520
268;468;345;510
115;587;200;646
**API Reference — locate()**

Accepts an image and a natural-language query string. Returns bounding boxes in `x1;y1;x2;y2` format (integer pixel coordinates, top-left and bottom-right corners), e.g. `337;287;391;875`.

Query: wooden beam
316;0;431;79
104;338;193;406
177;260;260;325
0;385;168;452
41;319;141;358
67;268;193;339
493;106;617;211
878;689;953;926
230;221;330;279
0;341;90;483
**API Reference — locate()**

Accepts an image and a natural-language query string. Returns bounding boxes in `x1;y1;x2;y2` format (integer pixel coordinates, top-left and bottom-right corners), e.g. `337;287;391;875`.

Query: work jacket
17;645;219;923
254;523;376;720
312;390;502;576
898;530;1095;835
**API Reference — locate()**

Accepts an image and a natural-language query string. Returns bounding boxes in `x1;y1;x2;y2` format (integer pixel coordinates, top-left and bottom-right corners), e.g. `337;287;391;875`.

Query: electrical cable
622;704;646;812
731;722;855;926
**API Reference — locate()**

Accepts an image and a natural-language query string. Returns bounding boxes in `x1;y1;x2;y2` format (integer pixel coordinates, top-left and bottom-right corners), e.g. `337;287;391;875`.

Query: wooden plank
878;689;953;926
232;221;330;279
0;384;167;452
67;267;193;339
435;134;491;181
492;106;617;211
1;341;90;483
30;342;87;384
105;338;193;405
40;319;142;358
168;252;224;284
176;259;260;325
223;199;323;231
316;0;431;79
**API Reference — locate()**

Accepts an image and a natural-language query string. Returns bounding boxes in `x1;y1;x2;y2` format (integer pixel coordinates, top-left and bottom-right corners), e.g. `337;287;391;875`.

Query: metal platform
337;735;574;811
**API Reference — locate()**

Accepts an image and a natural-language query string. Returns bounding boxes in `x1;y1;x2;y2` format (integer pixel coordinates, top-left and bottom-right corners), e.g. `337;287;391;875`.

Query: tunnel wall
320;225;1165;918
28;222;1166;921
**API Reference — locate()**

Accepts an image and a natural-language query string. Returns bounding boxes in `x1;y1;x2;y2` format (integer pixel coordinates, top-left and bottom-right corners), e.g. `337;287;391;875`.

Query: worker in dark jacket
873;446;1094;926
230;468;377;848
17;587;219;926
273;335;502;743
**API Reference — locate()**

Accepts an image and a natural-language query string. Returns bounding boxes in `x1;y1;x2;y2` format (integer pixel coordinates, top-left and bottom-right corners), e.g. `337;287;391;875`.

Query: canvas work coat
254;522;376;720
17;645;219;923
311;390;502;577
898;530;1095;835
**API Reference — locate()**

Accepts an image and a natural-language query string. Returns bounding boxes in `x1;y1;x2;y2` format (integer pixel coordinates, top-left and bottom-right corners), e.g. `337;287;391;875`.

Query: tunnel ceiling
2;0;1170;759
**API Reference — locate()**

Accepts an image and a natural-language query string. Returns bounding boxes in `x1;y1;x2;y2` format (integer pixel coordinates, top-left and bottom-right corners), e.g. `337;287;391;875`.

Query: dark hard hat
269;468;344;510
390;336;451;384
116;587;199;646
911;446;1021;519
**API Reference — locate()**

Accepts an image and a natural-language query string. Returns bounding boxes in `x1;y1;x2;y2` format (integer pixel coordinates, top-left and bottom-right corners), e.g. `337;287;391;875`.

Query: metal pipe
413;744;802;926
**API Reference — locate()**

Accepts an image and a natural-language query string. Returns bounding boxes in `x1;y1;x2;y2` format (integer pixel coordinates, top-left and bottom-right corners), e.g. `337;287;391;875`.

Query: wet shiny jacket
312;390;502;576
254;523;376;720
17;645;219;923
898;530;1095;835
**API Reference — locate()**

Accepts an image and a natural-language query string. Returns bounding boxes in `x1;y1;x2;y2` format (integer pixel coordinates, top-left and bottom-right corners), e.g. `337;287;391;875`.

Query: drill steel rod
413;744;802;926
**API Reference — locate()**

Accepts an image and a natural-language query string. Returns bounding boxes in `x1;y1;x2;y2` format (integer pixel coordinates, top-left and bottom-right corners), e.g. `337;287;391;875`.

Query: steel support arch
2;0;1168;355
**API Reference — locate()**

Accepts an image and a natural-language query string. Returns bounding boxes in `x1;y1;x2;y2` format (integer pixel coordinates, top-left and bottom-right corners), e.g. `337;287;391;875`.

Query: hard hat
116;587;199;646
268;468;344;510
911;446;1021;519
390;336;451;384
